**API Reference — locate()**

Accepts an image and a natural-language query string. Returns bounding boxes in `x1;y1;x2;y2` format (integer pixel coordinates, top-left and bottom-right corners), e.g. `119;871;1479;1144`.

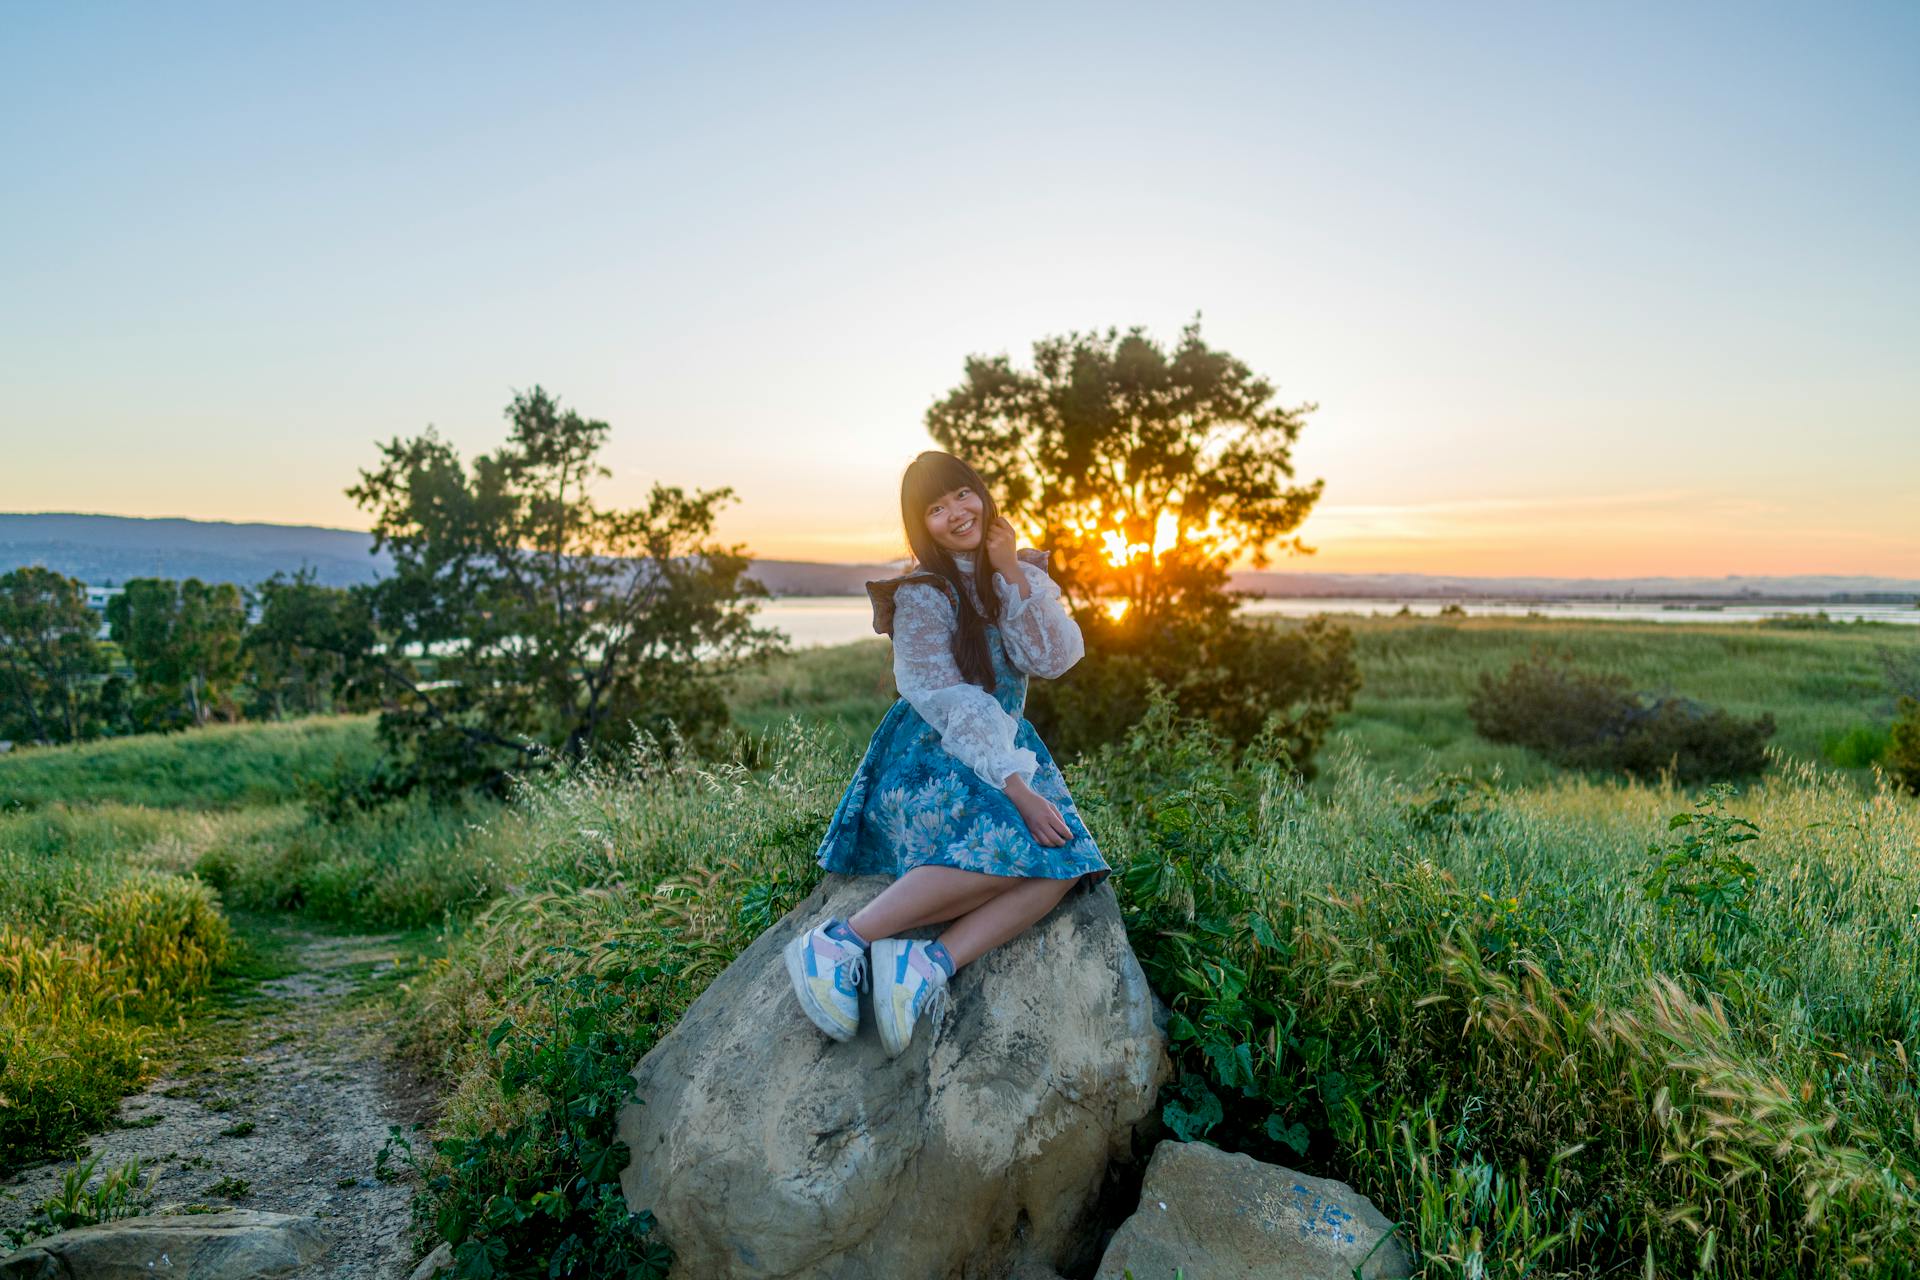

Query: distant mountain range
2;513;1916;602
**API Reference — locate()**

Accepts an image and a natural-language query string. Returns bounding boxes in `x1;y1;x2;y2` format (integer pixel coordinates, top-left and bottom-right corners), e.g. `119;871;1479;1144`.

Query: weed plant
2;1152;154;1247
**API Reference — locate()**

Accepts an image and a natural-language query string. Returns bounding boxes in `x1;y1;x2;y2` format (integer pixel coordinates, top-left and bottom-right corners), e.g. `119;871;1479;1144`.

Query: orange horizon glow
7;493;1914;582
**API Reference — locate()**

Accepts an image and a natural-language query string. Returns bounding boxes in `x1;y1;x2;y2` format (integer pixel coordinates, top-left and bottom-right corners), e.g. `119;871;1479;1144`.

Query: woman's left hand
984;516;1020;576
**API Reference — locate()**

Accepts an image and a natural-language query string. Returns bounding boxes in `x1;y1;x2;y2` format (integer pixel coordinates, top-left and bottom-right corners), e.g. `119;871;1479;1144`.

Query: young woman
785;450;1110;1055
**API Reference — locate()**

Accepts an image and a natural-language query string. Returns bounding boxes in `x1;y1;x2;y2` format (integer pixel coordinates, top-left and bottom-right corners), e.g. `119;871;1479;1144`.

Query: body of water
754;595;1920;649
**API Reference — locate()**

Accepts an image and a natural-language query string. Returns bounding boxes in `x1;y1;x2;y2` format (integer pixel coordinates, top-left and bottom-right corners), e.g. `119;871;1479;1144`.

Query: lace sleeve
992;558;1085;679
891;582;1039;791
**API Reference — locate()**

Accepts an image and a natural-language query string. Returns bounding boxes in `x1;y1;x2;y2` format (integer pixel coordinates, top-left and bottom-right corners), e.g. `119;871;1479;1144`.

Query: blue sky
3;1;1914;574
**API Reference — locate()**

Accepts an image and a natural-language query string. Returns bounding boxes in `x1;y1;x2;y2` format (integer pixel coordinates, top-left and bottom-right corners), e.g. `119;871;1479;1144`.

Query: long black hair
900;450;1002;693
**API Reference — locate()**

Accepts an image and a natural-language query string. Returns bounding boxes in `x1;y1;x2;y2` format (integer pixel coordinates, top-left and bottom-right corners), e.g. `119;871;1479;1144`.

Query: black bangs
902;453;978;516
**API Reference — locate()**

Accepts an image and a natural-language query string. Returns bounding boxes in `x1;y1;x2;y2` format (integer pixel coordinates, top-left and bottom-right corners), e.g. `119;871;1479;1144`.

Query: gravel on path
1;926;439;1279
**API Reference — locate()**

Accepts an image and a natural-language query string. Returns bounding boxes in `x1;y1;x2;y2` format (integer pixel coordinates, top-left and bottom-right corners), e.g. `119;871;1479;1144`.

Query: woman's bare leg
937;875;1078;969
848;865;1020;941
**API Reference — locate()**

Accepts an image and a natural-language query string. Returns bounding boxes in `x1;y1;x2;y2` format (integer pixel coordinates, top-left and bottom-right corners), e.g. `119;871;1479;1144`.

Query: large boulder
618;874;1168;1279
1094;1141;1413;1279
0;1210;327;1279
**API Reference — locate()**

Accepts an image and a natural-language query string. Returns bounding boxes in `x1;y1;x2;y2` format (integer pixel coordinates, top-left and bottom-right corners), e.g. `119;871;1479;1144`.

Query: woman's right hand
1004;775;1072;847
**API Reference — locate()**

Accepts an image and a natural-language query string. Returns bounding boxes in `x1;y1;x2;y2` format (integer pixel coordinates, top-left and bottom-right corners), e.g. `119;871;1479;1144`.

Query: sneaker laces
921;972;955;1047
836;947;868;992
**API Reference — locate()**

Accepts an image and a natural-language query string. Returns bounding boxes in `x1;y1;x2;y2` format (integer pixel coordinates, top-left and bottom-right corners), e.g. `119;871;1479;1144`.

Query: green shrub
1466;652;1633;763
1468;652;1775;782
1888;695;1920;795
385;948;671;1279
1608;696;1775;782
1027;611;1360;776
1822;722;1890;768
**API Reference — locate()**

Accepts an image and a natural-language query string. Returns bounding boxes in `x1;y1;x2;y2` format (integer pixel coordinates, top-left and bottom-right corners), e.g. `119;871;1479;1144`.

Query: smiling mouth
952;518;976;536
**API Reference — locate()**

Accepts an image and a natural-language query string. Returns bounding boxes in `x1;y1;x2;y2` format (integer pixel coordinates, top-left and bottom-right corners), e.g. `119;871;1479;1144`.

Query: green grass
390;696;1920;1277
5;617;1918;1272
1319;616;1914;784
721;636;897;746
0;803;248;1167
0;716;378;811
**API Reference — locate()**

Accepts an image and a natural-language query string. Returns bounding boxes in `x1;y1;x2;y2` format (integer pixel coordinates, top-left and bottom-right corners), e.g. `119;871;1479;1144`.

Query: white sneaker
783;918;868;1042
870;938;953;1057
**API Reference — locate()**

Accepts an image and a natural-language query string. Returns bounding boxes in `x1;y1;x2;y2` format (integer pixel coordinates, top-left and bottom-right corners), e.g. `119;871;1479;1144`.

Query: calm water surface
754;595;1920;649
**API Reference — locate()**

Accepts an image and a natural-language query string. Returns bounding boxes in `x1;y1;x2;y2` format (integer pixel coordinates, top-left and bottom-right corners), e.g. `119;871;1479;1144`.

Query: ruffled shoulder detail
865;571;953;637
865;547;1054;636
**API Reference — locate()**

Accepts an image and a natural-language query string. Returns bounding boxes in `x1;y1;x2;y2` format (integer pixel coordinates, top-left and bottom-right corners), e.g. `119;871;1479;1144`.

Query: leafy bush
384;947;671;1279
1641;786;1762;975
1822;722;1890;768
1468;652;1774;782
1888;695;1920;795
1027;611;1359;777
1607;695;1776;782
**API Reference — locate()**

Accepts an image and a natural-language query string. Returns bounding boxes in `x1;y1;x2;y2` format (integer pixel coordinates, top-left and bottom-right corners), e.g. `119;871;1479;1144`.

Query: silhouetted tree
926;318;1357;769
346;385;786;793
927;315;1322;627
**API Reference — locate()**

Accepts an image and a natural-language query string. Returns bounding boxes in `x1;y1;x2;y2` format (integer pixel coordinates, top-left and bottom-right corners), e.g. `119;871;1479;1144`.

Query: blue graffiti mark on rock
1288;1184;1359;1244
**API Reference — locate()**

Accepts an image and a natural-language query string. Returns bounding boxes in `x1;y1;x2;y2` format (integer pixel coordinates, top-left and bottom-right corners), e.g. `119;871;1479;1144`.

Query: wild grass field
3;616;1916;1276
746;615;1912;787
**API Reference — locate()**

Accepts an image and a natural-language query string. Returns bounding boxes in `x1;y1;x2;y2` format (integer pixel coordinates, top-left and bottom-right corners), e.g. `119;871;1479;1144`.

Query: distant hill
2;514;1914;601
0;513;915;594
0;514;392;587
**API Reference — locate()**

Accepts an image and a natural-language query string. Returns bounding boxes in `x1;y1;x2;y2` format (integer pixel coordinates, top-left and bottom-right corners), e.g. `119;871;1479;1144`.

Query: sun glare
1059;500;1244;571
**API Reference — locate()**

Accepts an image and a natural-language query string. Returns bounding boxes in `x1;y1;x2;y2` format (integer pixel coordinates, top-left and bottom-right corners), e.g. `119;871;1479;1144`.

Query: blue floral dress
814;547;1110;889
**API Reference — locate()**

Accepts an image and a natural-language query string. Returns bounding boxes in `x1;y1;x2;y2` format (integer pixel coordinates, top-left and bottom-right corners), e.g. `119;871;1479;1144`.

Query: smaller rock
408;1241;455;1279
0;1210;328;1279
1094;1141;1413;1279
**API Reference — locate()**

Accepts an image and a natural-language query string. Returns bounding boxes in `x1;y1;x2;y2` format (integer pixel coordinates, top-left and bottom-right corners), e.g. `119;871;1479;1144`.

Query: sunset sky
3;3;1914;577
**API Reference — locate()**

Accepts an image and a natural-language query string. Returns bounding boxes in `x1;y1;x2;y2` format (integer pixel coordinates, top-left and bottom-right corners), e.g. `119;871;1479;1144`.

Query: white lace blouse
888;550;1086;791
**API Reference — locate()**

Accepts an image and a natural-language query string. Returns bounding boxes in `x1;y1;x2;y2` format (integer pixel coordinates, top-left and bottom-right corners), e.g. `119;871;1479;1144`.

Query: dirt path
0;924;439;1278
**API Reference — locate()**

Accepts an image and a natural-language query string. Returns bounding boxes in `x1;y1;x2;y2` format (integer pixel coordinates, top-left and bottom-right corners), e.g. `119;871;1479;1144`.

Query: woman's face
923;484;985;556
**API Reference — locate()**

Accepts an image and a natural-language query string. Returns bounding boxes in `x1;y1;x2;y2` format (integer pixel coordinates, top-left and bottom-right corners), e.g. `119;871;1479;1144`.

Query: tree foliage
1888;696;1920;796
105;578;247;730
926;315;1322;627
345;385;786;793
243;569;380;719
0;568;108;743
925;318;1357;769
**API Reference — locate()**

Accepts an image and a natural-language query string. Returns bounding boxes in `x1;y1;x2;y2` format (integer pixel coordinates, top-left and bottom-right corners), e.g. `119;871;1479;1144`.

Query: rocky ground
0;922;439;1278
